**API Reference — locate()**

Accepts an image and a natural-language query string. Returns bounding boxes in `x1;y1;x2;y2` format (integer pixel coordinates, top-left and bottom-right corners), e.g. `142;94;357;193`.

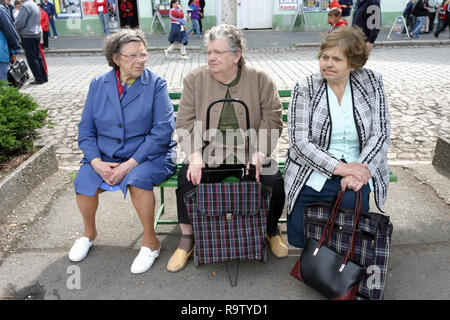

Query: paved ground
0;31;449;302
0;164;448;301
18;45;450;169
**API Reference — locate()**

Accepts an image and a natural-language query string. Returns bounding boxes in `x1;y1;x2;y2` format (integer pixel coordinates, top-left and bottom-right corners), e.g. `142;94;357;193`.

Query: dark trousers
428;11;436;32
176;163;285;235
21;37;47;83
287;176;371;249
198;17;203;33
43;31;49;49
434;18;450;37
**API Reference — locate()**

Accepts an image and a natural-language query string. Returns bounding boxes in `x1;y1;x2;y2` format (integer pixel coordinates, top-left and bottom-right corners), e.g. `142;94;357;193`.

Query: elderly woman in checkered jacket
284;27;391;249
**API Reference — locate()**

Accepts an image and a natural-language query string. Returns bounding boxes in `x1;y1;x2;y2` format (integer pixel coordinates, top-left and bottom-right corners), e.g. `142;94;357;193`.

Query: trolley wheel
193;247;200;267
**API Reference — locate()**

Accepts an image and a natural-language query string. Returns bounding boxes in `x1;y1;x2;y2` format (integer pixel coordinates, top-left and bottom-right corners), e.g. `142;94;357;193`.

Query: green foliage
68;170;78;181
0;82;49;163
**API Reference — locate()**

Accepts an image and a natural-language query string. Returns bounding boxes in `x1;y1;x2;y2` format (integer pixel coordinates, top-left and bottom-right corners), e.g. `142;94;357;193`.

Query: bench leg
154;187;165;229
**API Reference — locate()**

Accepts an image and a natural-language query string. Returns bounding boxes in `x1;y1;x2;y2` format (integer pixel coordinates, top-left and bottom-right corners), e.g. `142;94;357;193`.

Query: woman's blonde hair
317;27;369;70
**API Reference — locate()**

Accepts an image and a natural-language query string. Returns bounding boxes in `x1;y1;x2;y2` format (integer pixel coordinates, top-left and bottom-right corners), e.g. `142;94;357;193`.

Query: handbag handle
339;191;362;272
313;191;344;256
313;190;363;273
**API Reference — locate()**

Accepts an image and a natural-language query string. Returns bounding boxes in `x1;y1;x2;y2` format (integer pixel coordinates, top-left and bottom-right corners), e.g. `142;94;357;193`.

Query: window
303;0;336;12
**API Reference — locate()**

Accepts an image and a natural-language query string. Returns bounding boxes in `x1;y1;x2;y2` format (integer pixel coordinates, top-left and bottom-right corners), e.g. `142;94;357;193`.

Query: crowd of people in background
328;0;449;44
1;0;450;85
403;0;450;39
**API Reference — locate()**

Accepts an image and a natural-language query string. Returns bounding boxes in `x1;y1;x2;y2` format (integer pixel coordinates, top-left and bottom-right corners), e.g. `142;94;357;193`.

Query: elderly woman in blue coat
69;28;176;274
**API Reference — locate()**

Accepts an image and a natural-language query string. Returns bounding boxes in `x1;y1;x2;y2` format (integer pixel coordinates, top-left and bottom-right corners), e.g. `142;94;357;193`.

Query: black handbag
290;191;366;300
8;59;30;88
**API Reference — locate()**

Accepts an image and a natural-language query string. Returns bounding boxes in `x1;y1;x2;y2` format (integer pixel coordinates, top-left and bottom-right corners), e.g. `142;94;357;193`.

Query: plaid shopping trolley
183;98;273;286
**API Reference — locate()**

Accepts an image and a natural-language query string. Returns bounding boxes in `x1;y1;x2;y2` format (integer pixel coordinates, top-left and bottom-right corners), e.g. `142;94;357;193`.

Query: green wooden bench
154;90;398;228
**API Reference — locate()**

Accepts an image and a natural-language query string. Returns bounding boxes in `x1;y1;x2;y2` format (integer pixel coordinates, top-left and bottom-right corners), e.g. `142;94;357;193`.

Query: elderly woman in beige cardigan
168;24;287;272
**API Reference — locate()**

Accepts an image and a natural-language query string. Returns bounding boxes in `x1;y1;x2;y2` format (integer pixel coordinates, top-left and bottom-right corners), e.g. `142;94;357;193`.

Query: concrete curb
432;136;450;177
44;40;450;54
45;46;203;54
292;39;450;48
0;144;58;222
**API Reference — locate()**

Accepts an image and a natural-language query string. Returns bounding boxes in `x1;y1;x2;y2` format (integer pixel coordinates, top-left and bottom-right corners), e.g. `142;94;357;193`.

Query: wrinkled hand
246;152;263;182
341;175;364;192
91;158;120;185
334;161;371;185
108;158;138;185
186;151;205;185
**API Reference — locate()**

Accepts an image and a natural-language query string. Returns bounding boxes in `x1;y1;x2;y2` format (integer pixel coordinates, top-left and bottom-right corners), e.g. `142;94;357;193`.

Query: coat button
118;123;122;128
117;139;121;144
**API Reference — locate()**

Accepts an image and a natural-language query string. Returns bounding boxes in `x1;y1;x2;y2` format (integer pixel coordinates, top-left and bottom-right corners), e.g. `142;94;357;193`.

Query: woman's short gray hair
103;28;148;70
204;24;246;67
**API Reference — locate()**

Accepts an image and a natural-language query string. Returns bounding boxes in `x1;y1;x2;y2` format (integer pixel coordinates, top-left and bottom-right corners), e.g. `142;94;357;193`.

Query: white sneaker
164;49;169;57
130;246;160;274
68;237;93;262
54;36;58;39
180;54;190;59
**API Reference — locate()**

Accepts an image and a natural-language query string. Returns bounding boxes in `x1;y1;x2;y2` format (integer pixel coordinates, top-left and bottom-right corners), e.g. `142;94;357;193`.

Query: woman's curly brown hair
317;27;369;70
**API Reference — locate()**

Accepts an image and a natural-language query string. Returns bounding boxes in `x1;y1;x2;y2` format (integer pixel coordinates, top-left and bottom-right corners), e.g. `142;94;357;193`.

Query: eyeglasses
120;52;149;62
206;50;231;58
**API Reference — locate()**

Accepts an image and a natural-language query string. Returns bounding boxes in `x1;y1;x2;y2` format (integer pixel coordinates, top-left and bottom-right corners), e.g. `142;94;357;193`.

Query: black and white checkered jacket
284;68;391;215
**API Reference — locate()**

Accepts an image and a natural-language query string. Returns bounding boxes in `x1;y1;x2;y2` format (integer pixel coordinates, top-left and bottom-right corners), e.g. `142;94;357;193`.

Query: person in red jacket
164;0;189;59
39;4;49;50
330;0;342;10
434;0;450;38
328;0;342;24
37;4;48;75
94;0;110;34
119;0;134;28
328;8;348;33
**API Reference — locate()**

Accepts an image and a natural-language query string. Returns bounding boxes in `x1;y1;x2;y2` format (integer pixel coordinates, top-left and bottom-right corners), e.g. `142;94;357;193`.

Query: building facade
43;0;406;37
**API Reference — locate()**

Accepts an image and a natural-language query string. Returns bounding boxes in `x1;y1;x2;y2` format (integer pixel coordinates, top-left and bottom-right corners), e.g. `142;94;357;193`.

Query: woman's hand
108;158;138;186
187;151;205;185
247;152;264;182
334;161;371;185
91;158;120;185
341;175;364;192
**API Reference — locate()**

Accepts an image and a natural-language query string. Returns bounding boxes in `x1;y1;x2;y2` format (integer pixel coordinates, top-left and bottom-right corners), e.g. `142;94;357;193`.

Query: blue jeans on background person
186;19;201;38
99;12;110;34
287;176;371;249
0;62;9;83
49;18;58;37
411;16;425;38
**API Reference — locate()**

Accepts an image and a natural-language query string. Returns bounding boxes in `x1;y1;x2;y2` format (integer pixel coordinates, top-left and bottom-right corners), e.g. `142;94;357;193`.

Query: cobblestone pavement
19;46;450;169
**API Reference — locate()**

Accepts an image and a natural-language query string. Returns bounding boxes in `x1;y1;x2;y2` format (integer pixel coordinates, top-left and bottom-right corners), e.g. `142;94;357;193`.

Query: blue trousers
99;12;110;34
187;19;201;38
287;176;371;248
411;16;425;37
49;18;58;37
0;62;9;83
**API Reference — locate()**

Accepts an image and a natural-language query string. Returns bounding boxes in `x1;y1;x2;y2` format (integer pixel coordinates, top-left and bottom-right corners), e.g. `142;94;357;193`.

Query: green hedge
0;81;48;163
